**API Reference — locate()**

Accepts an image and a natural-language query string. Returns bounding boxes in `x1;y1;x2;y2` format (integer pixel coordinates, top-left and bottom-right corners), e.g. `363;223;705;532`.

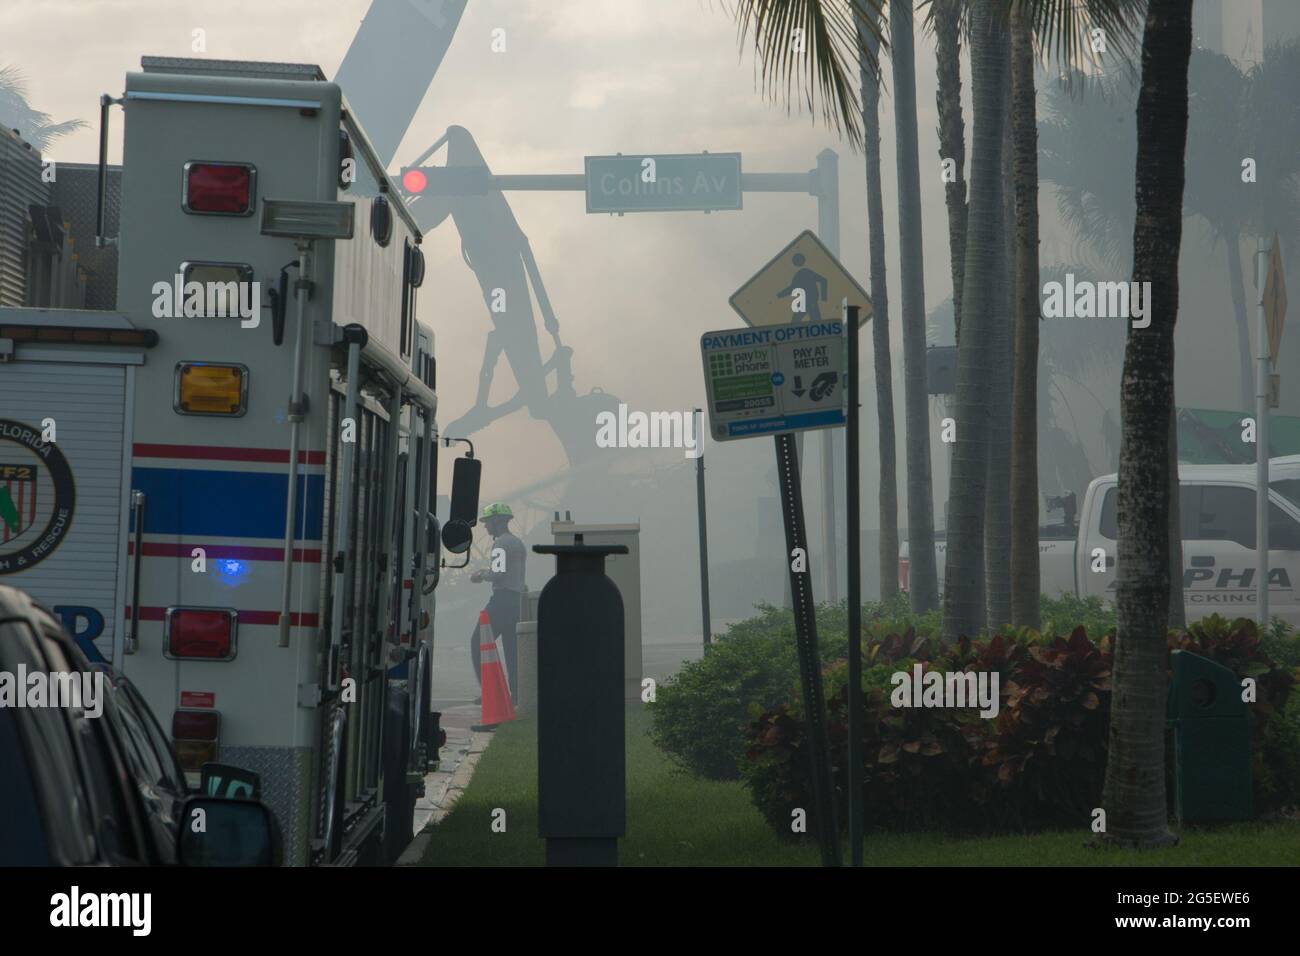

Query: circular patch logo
0;419;75;574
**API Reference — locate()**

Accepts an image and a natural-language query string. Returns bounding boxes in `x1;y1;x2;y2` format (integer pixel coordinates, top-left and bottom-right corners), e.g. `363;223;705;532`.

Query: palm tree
730;1;883;150
929;0;968;341
1005;2;1143;631
942;0;1007;641
856;6;900;601
1098;0;1192;850
985;72;1014;633
1008;1;1040;628
0;66;86;150
890;0;942;613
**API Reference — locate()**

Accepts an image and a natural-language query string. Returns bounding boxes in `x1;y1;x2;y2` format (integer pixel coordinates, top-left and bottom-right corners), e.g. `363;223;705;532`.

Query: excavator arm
335;1;611;465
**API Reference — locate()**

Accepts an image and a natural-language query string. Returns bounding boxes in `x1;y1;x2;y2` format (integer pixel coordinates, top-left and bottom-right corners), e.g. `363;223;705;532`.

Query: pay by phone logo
152;273;261;327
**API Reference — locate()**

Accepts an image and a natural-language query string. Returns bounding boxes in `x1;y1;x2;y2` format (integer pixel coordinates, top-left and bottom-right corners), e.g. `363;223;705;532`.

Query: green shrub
741;616;1297;841
651;594;1099;782
648;605;818;780
1039;593;1117;638
647;600;924;781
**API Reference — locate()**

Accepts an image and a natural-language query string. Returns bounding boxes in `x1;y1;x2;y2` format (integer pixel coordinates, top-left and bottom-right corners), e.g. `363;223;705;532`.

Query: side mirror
442;520;472;555
177;796;279;866
443;456;481;555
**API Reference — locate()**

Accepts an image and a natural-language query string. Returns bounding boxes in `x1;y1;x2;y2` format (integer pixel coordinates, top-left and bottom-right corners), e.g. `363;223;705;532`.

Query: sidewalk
396;699;493;866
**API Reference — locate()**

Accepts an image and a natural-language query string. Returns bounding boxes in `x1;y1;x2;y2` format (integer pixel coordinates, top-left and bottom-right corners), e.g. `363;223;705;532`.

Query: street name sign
700;319;846;441
584;152;742;213
730;229;871;328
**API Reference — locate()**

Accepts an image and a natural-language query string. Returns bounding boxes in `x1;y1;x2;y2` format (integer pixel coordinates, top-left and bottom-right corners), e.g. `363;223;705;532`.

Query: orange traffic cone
473;610;515;730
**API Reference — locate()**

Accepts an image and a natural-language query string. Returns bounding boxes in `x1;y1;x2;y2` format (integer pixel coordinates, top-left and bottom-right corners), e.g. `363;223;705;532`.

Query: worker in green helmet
469;502;526;701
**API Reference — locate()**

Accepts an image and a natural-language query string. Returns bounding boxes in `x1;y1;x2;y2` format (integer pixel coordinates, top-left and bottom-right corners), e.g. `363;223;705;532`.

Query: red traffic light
402;168;428;194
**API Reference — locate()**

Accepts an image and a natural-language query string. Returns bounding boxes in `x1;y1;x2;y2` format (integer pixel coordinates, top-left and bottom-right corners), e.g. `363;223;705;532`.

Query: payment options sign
700;320;846;441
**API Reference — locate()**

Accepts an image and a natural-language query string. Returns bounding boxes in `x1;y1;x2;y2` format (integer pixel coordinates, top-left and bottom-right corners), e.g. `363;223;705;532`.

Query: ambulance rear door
0;309;151;665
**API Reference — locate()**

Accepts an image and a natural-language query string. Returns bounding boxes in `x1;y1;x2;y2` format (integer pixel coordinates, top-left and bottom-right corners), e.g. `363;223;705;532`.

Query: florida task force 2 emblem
0;420;75;574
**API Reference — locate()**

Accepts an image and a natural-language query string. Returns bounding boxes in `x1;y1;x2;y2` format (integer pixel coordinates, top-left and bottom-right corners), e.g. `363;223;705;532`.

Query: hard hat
480;502;513;520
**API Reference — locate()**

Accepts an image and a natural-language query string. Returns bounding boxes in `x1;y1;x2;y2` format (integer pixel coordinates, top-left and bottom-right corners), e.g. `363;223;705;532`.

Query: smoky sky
7;0;1289;625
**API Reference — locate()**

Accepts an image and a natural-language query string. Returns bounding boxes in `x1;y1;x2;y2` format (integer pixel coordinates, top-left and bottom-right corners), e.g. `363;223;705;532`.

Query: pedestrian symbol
730;230;871;329
776;253;829;322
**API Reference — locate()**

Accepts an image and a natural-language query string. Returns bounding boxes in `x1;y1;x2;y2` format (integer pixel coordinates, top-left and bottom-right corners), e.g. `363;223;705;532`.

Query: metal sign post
774;432;842;866
1257;234;1288;625
700;316;854;866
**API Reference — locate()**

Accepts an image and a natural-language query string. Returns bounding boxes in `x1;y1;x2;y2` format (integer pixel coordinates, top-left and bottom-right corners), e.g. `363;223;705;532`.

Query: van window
1195;486;1256;547
1190;485;1300;550
1097;483;1300;549
1272;478;1300;511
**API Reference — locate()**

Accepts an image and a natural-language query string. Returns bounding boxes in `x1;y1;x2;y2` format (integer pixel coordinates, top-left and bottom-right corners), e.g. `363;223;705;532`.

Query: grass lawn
418;704;1300;867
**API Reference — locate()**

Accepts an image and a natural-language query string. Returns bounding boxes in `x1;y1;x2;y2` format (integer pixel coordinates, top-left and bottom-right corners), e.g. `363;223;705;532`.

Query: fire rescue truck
0;56;483;865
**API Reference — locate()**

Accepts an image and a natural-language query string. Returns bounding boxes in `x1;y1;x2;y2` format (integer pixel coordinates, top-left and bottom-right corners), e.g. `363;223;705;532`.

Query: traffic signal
401;167;428;194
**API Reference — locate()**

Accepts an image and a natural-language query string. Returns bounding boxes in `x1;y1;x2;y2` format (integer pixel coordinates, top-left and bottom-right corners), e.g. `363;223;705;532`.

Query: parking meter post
774;433;842;866
532;538;629;866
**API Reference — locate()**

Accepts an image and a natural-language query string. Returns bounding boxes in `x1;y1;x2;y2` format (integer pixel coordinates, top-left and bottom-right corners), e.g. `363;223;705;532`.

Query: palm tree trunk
1009;1;1041;630
985;69;1014;634
890;0;940;613
934;0;968;343
942;0;1008;642
1168;406;1185;630
857;9;899;603
1099;0;1191;850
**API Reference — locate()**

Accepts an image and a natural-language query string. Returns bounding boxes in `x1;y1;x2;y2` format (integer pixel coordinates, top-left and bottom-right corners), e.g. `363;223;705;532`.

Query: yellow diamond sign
730;230;871;328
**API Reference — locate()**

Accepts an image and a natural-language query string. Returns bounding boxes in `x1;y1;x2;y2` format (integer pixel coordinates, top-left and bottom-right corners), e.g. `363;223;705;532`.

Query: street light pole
1256;238;1271;626
816;149;840;605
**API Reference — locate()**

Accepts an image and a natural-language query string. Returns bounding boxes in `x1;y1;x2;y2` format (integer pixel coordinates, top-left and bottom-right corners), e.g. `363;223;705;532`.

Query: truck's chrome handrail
126;490;145;655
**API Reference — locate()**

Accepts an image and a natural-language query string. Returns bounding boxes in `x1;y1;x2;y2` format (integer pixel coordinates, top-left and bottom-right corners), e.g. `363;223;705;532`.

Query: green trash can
1166;650;1253;823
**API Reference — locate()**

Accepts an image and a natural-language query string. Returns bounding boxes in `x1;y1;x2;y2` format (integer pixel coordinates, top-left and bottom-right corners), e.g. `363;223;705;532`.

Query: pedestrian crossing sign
729;230;871;329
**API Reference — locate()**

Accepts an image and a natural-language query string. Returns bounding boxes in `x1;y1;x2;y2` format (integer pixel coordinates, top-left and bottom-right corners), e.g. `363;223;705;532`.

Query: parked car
0;585;278;865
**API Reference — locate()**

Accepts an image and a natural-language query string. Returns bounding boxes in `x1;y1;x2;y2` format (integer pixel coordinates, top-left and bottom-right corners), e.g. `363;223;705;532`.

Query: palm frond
729;0;887;150
1018;0;1144;75
0;63;87;150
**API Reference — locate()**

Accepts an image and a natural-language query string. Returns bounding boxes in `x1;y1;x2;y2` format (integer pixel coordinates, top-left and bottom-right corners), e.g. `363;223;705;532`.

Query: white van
900;458;1300;627
1077;461;1300;623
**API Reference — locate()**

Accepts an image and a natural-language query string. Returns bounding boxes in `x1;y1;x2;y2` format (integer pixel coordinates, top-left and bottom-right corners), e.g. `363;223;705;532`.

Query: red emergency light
165;607;237;660
183;161;256;216
402;168;428;194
